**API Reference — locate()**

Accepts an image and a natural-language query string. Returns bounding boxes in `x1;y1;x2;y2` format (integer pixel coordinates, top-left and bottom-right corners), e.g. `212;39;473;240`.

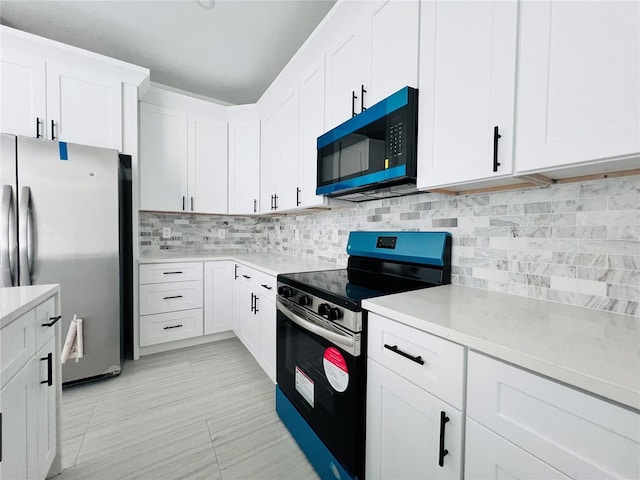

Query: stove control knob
329;307;343;321
278;286;295;298
298;295;311;306
318;303;331;316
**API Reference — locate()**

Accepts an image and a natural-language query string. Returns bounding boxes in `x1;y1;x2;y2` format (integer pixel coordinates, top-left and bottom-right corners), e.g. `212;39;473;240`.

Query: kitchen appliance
1;133;125;385
316;87;418;201
276;231;452;480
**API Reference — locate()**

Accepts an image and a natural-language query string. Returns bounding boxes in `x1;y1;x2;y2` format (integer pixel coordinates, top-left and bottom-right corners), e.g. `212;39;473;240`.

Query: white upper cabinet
228;105;260;215
46;62;122;150
515;0;640;175
260;109;280;213
417;0;518;190
0;52;46;138
139;102;189;212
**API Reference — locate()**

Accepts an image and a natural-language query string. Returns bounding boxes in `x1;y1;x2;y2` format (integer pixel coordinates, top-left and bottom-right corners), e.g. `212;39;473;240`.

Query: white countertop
363;285;640;411
139;252;342;277
1;284;60;329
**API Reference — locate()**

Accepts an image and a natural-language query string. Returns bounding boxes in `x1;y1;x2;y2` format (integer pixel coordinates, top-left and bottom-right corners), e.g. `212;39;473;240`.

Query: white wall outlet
218;229;226;239
162;227;171;239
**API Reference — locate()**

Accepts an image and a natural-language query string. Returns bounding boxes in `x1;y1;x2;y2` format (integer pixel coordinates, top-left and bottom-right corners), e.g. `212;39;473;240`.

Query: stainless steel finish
277;280;362;332
277;297;361;357
1;185;16;286
18;186;33;285
11;135;121;384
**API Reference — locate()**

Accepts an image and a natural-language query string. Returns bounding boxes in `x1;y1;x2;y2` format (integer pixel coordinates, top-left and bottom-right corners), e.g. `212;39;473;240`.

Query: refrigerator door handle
19;186;35;286
1;185;17;286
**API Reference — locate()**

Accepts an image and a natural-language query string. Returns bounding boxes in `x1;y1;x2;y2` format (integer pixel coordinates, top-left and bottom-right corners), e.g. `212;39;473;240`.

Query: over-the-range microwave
316;86;418;201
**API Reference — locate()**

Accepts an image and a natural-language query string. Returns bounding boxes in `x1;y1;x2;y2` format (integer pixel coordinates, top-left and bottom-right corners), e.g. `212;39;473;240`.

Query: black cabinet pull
250;292;255;313
182;196;186;211
296;187;301;206
51;120;56;140
190;196;194;211
493;125;502;172
253;199;257;213
361;85;367;112
36;117;41;138
261;283;272;290
439;411;450;467
351;90;358;117
383;344;425;365
163;295;183;300
42;315;62;327
163;324;183;330
242;274;251;279
274;194;278;210
254;295;259;314
234;264;239;279
163;271;183;275
40;353;53;386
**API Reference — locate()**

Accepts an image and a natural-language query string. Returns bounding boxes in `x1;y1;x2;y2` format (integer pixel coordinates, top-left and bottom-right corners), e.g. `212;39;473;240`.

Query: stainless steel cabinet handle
19;186;34;286
1;185;17;287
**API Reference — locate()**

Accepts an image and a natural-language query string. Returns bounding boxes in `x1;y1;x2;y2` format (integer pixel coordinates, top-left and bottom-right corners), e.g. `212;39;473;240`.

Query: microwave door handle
277;298;354;350
19;186;34;286
1;185;16;286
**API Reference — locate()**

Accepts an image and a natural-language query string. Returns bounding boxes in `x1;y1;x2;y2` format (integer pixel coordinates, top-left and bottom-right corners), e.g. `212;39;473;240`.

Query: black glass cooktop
278;268;436;311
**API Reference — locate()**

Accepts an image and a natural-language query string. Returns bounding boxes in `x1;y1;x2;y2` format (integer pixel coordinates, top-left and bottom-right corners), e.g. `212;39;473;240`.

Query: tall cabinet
227;105;261;215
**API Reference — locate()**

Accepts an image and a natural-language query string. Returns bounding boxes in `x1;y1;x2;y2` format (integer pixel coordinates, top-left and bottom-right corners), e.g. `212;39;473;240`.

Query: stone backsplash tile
139;175;639;316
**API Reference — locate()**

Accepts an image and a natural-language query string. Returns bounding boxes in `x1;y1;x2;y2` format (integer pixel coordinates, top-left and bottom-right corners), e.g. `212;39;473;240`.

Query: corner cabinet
228;105;260;215
139;87;228;214
1;291;61;480
515;0;640;175
417;0;518;190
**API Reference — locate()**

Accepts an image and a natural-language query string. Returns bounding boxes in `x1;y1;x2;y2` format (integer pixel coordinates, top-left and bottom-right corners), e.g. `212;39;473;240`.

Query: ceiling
0;0;336;105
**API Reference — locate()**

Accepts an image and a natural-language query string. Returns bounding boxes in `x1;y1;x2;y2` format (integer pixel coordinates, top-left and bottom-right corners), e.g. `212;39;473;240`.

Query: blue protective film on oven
346;231;451;266
276;386;357;480
59;142;68;160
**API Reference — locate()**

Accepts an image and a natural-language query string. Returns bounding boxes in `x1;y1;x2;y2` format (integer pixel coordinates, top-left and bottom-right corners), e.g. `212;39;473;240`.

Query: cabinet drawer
254;270;276;303
139;280;203;315
467;351;640;479
139;309;203;346
1;309;36;389
237;264;258;288
34;296;57;351
139;262;203;284
368;313;465;410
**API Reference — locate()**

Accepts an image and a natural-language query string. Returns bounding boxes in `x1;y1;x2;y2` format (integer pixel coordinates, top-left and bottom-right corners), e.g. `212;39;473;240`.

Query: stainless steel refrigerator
1;133;122;384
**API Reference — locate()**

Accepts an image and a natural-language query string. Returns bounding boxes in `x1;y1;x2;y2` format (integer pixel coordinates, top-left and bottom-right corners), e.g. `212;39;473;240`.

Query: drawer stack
139;262;203;346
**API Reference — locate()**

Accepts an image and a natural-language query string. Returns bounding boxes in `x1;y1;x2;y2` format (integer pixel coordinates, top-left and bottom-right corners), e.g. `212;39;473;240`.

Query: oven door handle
277;298;354;350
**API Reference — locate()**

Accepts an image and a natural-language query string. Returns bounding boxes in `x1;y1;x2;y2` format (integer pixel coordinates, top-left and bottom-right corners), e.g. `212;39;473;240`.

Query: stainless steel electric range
275;231;452;480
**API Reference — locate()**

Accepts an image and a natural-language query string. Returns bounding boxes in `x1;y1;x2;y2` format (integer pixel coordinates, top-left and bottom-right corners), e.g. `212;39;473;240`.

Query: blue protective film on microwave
315;165;406;195
317;86;410;149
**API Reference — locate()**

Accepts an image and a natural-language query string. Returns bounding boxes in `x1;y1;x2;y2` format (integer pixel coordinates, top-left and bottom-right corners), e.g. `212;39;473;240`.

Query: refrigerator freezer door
1;133;18;287
17;136;121;383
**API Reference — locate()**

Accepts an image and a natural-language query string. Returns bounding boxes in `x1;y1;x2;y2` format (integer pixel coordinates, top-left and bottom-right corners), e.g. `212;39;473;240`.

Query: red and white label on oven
323;347;349;392
295;366;315;408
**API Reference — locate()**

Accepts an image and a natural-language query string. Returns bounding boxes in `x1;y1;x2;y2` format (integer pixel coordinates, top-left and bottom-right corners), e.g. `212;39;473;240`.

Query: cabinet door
0;354;39;480
465;419;571;480
260;110;280;214
417;0;518;189
0;52;46;138
258;296;277;383
515;1;639;173
238;284;260;357
188;114;228;214
203;261;234;335
276;89;300;211
325;24;364;128
298;57;326;207
364;0;420;106
232;264;242;334
366;360;463;479
36;336;57;479
228;110;260;214
139;103;188;212
46;62;122;150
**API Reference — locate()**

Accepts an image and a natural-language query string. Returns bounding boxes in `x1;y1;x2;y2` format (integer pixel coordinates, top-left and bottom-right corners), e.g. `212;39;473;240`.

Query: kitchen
0;1;639;479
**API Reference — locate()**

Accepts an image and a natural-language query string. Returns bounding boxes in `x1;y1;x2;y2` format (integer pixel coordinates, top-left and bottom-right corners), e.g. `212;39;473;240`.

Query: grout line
205;419;224;480
71;399;98;467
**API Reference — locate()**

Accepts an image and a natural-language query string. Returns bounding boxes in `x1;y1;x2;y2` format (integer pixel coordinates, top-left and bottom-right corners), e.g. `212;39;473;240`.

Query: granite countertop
363;285;640;411
138;252;343;277
1;284;60;329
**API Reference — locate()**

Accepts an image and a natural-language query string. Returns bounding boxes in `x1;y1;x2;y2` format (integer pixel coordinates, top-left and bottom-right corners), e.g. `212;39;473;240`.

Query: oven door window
276;308;365;478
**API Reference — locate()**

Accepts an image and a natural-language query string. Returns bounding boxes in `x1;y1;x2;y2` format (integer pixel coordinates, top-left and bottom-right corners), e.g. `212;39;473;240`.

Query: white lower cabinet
139;309;203;347
466;351;640;479
465;419;570;480
203;261;234;335
366;360;463;479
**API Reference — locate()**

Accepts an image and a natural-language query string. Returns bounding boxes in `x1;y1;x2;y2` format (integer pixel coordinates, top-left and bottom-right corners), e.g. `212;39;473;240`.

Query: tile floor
57;338;319;480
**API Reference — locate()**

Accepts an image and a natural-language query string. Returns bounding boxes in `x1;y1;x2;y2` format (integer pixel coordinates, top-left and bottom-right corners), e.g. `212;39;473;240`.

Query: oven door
276;297;365;479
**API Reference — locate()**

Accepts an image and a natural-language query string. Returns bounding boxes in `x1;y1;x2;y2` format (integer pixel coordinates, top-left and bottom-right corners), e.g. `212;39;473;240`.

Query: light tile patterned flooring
58;338;319;480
